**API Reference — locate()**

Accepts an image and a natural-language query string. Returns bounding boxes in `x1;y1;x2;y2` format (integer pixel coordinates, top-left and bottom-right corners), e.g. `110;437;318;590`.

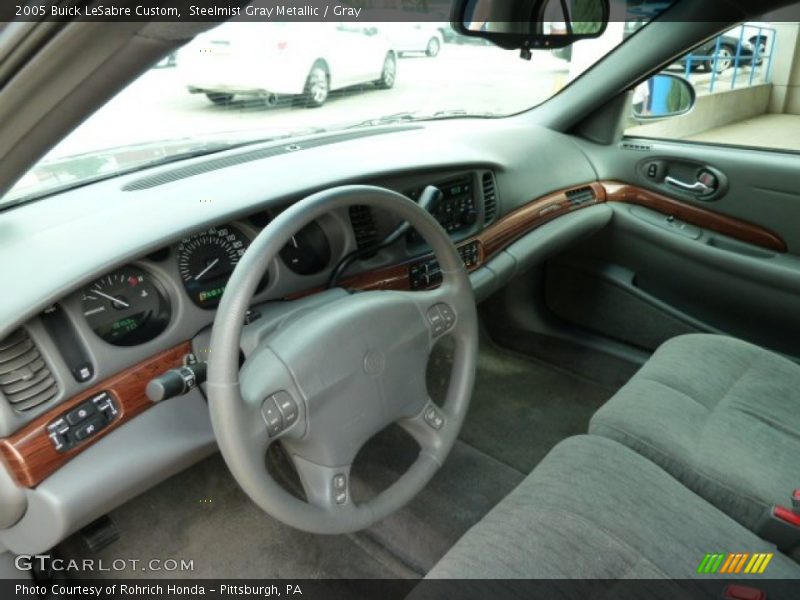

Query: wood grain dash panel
603;181;786;253
477;181;607;259
288;182;605;298
0;341;191;488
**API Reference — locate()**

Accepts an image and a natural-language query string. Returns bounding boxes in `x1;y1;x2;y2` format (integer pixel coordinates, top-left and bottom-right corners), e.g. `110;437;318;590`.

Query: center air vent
565;186;596;207
0;329;58;412
482;172;498;223
349;205;380;258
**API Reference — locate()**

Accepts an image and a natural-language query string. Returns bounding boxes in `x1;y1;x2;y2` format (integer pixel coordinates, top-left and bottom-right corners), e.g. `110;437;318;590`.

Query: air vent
0;329;58;412
565;186;597;207
122;126;421;191
621;142;652;152
482;172;498;223
349;205;380;258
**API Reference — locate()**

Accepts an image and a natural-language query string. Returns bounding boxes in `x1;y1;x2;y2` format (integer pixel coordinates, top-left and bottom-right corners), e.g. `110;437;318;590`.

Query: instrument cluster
79;214;333;346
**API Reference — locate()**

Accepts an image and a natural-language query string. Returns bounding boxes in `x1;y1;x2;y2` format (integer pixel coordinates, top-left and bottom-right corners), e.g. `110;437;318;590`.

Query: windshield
3;8;661;207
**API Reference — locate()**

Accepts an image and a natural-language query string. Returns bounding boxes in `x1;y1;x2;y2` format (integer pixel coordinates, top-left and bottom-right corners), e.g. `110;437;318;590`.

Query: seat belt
755;489;800;552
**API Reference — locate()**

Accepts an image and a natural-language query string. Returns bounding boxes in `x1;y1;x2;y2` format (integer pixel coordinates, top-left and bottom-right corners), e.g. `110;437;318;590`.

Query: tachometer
177;225;263;309
81;266;171;346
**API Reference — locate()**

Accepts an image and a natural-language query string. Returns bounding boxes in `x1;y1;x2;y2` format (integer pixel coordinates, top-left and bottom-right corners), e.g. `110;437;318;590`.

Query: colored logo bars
697;553;773;574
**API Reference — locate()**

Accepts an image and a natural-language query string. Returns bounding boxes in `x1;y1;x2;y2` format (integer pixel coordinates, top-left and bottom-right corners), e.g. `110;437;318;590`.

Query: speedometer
177;225;264;309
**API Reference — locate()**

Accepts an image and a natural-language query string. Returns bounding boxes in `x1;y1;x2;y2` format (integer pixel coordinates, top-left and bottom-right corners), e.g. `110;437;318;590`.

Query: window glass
625;17;800;153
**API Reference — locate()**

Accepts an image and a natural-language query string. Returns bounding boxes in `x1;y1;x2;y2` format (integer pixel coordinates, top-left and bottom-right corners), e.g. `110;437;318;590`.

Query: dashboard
0;168;500;437
0;119;613;554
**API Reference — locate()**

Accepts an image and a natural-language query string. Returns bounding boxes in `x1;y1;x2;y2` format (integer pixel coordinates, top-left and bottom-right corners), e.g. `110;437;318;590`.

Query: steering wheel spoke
290;453;354;510
399;399;450;466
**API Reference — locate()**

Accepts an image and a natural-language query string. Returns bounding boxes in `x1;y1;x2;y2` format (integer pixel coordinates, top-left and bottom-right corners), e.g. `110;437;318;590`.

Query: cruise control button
424;406;445;430
65;401;98;426
332;473;347;504
273;391;298;426
333;473;346;491
261;397;283;437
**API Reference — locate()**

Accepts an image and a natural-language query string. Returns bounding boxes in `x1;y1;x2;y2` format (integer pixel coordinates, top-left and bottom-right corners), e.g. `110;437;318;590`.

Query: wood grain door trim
603;181;787;253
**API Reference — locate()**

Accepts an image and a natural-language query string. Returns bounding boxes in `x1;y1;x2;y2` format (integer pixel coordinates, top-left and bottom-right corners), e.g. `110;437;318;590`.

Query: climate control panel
407;175;477;242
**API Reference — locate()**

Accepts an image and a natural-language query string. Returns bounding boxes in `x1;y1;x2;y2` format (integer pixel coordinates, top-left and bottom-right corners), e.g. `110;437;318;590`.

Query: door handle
665;175;714;196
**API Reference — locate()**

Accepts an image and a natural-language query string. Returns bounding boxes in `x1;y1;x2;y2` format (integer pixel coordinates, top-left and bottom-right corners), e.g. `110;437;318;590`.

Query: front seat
589;334;800;533
424;436;800;585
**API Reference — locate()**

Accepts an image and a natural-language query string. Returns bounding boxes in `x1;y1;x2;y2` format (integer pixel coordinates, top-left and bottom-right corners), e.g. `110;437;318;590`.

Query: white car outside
182;22;397;107
377;23;444;57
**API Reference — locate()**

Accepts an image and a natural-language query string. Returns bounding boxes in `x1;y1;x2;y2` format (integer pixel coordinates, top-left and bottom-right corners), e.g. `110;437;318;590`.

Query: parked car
183;23;397;108
377;23;444;57
679;22;772;73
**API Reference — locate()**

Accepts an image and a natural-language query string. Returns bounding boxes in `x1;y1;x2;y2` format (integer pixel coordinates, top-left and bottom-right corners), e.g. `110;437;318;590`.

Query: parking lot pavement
686;113;800;151
49;44;569;159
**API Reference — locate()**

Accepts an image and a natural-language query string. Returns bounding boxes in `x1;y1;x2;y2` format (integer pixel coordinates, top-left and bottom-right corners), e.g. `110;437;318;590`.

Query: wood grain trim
0;341;191;488
289;182;606;297
603;181;787;253
477;181;607;259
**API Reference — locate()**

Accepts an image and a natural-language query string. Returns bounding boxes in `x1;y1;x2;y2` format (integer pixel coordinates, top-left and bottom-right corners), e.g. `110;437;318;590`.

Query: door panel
550;137;800;358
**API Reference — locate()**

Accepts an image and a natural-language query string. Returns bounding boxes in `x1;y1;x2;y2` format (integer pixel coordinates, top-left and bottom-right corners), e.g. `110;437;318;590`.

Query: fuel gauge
81;266;171;346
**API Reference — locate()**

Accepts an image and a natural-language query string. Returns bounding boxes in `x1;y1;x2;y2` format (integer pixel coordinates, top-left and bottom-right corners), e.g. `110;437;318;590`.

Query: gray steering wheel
207;185;478;534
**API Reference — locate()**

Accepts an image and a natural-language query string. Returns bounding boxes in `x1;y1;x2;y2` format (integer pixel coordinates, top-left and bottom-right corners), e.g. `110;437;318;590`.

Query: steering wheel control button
438;304;456;328
426;306;447;336
332;473;347;504
424;406;445;430
427;304;456;336
273;391;298;427
261;397;284;437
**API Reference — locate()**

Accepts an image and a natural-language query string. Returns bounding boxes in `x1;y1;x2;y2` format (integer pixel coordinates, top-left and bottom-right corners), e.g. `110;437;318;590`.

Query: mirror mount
451;0;610;59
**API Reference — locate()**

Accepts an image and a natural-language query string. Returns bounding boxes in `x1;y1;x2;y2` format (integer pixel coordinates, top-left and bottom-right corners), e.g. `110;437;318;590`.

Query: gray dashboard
0;117;601;553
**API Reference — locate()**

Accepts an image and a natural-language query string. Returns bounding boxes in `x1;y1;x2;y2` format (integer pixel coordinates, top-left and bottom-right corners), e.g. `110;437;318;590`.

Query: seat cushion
589;334;800;531
425;436;800;580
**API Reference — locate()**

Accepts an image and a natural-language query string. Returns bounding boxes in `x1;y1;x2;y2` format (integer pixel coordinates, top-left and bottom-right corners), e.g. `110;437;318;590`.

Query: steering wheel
207;186;478;534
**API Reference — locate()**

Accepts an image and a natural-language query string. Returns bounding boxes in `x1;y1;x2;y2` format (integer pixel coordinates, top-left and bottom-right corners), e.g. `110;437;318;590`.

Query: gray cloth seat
425;435;800;581
589;334;800;531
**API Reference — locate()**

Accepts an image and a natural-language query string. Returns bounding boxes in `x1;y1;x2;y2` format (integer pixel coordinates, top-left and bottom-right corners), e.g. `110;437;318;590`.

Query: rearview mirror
452;0;609;56
632;74;696;120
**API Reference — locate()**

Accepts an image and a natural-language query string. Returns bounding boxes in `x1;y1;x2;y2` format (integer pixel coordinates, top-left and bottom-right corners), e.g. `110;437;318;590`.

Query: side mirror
451;0;609;56
632;74;696;121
